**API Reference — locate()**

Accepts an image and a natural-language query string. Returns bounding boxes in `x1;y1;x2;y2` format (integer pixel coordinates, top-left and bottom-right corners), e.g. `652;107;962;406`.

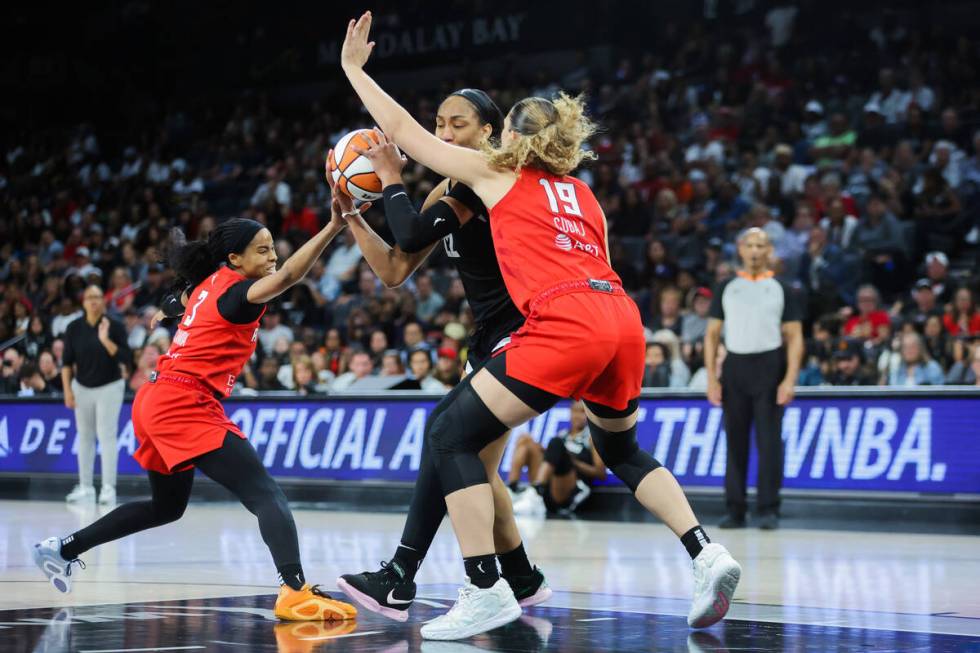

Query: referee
62;284;131;506
704;228;803;530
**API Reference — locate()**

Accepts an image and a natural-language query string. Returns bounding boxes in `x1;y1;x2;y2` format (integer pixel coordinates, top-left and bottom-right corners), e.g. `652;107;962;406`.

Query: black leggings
63;432;300;572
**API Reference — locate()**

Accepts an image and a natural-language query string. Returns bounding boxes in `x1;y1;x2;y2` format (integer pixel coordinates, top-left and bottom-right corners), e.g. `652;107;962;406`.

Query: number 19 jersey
488;169;621;315
156;266;264;397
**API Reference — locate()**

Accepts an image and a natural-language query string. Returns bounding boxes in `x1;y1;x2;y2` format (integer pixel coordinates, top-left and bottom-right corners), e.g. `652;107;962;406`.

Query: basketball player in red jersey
33;207;359;622
341;13;741;640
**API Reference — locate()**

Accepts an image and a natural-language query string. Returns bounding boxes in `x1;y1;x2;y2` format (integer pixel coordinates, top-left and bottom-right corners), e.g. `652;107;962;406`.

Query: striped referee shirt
709;271;802;354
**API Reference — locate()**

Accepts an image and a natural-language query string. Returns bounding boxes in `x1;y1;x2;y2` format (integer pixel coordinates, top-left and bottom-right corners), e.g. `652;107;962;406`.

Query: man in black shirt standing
704;229;804;530
62;285;131;506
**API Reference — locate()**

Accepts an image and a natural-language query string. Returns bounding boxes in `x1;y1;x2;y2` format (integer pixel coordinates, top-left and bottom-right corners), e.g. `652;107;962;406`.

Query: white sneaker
512;488;546;516
688;543;741;628
420;578;522;640
32;537;85;594
65;485;95;503
98;485;116;505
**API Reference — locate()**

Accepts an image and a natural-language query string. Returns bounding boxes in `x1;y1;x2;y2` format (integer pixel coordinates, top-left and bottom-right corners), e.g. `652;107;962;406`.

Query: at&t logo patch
554;233;572;251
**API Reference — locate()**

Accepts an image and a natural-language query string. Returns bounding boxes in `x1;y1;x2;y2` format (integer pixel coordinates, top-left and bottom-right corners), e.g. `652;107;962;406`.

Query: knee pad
588;421;661;492
428;383;508;495
544;437;573;475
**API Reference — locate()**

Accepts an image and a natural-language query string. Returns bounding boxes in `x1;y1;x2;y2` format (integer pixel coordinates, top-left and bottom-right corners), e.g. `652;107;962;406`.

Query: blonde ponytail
483;92;597;176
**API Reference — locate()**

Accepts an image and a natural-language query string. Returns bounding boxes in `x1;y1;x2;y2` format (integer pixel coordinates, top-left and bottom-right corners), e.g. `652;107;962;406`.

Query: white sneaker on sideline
98;485;116;505
65;485;95;503
32;537;85;594
688;543;741;628
420;578;522;640
512;488;546;516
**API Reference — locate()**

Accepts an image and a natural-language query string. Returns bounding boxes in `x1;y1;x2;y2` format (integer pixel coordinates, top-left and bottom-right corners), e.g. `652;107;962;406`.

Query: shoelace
65;559;86;577
374;561;403;583
309;584;337;599
446;585;476;618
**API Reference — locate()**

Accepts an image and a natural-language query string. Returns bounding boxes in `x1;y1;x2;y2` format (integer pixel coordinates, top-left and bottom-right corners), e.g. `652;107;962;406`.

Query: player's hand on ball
341;11;375;70
326;152;371;223
352;129;407;186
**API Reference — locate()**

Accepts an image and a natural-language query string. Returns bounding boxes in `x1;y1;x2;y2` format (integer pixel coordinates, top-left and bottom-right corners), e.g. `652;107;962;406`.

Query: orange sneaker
273;620;358;653
274;584;358;621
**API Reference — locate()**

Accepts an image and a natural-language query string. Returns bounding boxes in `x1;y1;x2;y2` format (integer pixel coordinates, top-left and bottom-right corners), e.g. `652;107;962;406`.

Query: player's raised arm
245;195;368;304
340;12;492;192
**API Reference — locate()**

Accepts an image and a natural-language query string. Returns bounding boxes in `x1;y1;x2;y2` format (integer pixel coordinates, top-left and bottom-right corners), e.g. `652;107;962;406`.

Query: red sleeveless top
156;266;265;397
488;168;621;315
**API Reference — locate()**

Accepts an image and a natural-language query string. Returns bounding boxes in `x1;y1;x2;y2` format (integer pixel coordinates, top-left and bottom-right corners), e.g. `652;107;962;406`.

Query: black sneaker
757;512;779;530
504;566;553;607
718;513;747;529
336;561;416;622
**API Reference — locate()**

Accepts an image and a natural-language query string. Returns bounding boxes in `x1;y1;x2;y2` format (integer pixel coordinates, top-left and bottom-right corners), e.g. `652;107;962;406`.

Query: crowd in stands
2;5;980;397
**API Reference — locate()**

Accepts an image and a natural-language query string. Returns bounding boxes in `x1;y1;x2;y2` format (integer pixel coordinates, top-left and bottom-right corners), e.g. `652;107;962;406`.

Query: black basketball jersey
442;184;525;365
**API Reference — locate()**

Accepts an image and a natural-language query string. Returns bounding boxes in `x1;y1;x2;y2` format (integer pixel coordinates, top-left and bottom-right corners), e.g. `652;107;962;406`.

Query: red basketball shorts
499;289;645;411
131;376;245;475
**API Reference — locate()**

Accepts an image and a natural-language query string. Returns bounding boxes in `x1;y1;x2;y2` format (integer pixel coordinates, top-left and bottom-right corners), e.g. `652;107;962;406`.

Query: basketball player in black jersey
328;90;550;621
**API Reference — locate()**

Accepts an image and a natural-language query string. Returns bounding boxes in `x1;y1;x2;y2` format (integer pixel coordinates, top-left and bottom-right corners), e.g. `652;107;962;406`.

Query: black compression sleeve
384;184;461;253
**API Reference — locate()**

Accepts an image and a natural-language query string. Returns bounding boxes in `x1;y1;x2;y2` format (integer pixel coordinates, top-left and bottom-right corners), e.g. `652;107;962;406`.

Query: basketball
328;128;384;202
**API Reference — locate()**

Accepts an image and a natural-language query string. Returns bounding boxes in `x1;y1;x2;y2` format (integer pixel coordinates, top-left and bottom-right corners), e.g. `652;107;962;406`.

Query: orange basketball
327;129;384;202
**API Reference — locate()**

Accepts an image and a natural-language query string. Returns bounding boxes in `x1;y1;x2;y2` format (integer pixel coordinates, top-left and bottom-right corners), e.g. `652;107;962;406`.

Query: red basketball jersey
489;169;621;315
156;266;265;397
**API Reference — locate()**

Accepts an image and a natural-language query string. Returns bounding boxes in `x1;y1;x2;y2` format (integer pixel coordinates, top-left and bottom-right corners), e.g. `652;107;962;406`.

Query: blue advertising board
0;394;977;494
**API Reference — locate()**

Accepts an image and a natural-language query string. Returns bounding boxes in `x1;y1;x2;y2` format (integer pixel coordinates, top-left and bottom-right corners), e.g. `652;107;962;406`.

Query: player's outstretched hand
352;128;407;186
341;11;375;71
325;150;371;225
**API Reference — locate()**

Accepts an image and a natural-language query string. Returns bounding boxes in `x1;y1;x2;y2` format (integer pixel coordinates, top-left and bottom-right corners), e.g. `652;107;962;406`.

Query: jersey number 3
182;290;209;327
540;179;582;216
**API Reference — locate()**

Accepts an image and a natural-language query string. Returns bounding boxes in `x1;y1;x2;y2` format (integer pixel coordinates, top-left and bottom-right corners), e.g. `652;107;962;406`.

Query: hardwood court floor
1;499;978;651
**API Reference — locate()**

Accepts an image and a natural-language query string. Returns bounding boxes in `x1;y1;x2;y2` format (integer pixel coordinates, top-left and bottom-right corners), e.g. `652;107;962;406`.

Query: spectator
105;267;136;315
889;332;945;386
380;350;404;377
642;342;671;388
283;195;320;240
867;69;911;125
292;355;320;395
681;287;713;346
408;348;447;392
649;328;691;388
843;285;891;345
685;116;724;166
914;168;964;257
2;348;25;394
17;362;51;397
323;229;363;292
61;284;130;506
923;314;952;371
812;113;856;166
946;343;980;385
256;356;288;391
257;311;294;356
433;347;461;387
648;287;683;336
331;350;374;391
689;344;725;392
819;197;859;250
852;192;908;296
825;341;875;386
943;287;980;336
37;350;63;392
51;297;83;338
251;166;291;212
923;251;953;304
415;273;445;323
903;279;944;329
128;344;161;392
